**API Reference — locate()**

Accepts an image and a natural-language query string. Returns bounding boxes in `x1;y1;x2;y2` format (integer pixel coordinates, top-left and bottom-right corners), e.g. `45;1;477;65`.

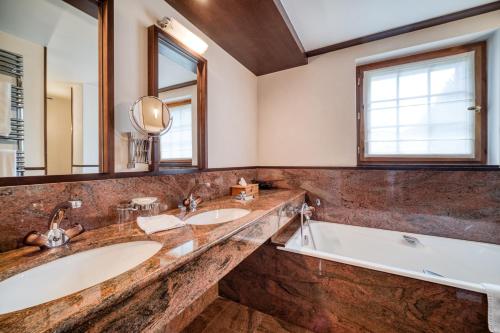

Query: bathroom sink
0;240;162;315
186;208;250;225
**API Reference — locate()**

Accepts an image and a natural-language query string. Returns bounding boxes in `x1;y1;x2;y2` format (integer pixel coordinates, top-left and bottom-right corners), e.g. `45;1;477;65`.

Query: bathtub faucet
299;203;317;249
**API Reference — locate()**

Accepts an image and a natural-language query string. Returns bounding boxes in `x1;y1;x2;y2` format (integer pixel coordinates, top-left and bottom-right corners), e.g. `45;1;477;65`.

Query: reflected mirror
129;96;172;136
148;25;207;169
0;0;102;177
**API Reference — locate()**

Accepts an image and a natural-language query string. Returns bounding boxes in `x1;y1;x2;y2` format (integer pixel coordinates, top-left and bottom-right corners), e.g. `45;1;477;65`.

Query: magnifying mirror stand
126;132;152;169
127;96;173;169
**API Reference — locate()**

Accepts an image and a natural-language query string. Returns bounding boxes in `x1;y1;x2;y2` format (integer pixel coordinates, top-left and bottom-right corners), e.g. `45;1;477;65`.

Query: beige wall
0;31;44;169
46;95;72;175
257;11;500;166
114;0;258;171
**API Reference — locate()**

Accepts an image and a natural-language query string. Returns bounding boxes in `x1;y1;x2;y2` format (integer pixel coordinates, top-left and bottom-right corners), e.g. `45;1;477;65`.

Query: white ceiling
280;0;497;51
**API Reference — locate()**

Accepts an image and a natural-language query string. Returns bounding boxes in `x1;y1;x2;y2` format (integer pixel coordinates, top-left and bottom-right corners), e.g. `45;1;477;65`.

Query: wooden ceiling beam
165;0;307;76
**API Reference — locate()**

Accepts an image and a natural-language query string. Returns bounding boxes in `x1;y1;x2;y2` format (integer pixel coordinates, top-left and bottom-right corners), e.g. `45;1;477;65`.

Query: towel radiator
0;48;25;176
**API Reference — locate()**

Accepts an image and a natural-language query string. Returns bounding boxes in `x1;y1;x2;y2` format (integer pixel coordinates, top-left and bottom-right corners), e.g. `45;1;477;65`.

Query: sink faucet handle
65;223;84;239
25;200;84;249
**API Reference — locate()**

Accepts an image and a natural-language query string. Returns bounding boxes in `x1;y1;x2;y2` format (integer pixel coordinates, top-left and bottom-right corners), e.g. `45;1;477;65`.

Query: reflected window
160;99;193;161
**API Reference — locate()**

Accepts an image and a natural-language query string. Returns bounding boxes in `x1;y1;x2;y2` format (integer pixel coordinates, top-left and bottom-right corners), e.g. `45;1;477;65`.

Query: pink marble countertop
0;189;305;333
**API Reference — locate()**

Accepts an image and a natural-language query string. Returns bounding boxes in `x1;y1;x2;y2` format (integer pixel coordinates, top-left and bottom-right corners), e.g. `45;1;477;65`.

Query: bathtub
279;221;500;294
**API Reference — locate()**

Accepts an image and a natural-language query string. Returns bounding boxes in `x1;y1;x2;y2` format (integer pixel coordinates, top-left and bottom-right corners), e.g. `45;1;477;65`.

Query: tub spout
403;235;421;246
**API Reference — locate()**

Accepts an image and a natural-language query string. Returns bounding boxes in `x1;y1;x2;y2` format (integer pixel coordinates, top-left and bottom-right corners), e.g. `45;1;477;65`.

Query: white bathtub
279;221;500;293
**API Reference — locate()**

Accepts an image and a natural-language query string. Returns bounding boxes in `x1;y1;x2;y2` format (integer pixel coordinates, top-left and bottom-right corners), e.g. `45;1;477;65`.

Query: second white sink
186;208;250;225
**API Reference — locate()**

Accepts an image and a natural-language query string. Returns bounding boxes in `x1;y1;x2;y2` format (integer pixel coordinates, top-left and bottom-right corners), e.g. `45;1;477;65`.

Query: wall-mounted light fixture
157;17;208;55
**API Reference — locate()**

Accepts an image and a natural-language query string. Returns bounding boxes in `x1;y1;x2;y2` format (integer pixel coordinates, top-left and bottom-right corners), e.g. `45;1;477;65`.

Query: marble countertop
0;189;305;333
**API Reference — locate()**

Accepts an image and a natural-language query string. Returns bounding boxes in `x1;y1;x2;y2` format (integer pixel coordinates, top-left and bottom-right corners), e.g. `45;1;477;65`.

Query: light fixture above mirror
157;17;208;55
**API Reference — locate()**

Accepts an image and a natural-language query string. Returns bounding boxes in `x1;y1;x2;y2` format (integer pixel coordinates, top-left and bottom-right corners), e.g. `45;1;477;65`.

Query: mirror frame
147;25;208;172
0;0;114;186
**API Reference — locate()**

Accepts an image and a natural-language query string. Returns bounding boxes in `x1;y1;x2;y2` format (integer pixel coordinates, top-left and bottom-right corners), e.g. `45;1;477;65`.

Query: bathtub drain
423;269;444;277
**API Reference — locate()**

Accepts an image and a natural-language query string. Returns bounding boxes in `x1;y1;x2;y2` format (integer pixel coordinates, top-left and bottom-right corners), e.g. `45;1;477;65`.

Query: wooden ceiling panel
165;0;308;76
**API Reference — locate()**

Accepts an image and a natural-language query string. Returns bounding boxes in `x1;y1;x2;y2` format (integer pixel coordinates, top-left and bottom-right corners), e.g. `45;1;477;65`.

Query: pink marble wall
257;168;500;244
0;169;256;252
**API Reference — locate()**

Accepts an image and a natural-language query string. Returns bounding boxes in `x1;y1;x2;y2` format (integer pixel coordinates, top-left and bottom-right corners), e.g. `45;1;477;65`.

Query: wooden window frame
356;41;487;165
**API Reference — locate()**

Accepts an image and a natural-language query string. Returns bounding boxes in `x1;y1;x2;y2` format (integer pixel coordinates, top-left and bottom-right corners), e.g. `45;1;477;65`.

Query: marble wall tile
220;243;488;333
0;169;256;252
257;168;500;244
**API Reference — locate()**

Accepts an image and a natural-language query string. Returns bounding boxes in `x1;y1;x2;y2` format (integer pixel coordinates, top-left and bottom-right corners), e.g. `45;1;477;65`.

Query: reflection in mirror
157;36;198;166
129;96;172;136
0;0;100;177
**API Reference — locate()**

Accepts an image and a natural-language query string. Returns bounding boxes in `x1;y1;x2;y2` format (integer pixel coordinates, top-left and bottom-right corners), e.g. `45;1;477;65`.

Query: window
160;99;193;163
357;42;486;164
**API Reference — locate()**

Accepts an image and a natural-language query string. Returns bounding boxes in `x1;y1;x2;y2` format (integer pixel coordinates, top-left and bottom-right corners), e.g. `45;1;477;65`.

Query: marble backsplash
257;168;500;244
0;169;256;252
1;166;499;252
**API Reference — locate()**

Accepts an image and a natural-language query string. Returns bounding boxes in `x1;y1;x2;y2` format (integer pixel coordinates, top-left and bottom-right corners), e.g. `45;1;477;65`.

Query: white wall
82;83;99;171
46;95;71;175
488;29;500;165
257;11;500;166
114;0;258;171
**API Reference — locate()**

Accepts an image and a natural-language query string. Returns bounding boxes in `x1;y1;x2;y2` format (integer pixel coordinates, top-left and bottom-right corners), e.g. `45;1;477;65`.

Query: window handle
467;105;481;113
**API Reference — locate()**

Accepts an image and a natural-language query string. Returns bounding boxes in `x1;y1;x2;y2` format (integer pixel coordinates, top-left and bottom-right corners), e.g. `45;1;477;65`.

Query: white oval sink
0;240;162;315
186;208;250;225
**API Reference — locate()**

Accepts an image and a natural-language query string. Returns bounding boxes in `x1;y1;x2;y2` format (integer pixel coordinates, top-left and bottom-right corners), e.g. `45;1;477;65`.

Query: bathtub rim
278;221;490;294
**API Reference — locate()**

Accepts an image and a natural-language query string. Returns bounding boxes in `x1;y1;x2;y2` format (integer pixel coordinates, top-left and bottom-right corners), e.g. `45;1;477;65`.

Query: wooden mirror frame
147;25;208;172
0;0;114;186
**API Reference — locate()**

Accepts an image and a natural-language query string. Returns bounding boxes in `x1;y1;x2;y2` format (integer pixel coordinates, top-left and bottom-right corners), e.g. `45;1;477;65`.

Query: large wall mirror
148;25;207;170
0;0;113;182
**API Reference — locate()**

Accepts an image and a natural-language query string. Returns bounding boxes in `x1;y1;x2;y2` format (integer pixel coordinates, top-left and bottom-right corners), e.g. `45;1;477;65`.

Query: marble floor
182;297;312;333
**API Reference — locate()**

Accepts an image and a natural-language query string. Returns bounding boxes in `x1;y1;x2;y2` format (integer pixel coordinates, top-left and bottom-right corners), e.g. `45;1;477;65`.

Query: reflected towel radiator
0;48;25;176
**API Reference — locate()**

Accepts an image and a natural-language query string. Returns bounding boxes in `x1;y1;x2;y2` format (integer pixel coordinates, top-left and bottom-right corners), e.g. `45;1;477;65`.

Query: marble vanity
0;189;305;332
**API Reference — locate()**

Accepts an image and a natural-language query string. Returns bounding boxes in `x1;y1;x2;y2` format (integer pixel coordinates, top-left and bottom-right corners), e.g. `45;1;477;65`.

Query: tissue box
230;184;259;196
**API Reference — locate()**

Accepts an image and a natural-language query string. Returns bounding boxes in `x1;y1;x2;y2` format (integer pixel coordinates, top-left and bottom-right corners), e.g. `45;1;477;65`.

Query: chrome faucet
299;203;316;248
24;200;84;248
182;182;211;212
288;201;318;249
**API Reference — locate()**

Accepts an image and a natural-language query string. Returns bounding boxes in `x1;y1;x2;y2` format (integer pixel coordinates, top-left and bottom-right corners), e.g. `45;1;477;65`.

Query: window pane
160;102;193;160
399;102;428;126
399;69;427;98
369;73;397;101
364;51;475;158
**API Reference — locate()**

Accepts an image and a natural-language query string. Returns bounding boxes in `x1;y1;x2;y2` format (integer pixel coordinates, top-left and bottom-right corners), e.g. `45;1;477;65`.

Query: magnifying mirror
129;96;173;136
